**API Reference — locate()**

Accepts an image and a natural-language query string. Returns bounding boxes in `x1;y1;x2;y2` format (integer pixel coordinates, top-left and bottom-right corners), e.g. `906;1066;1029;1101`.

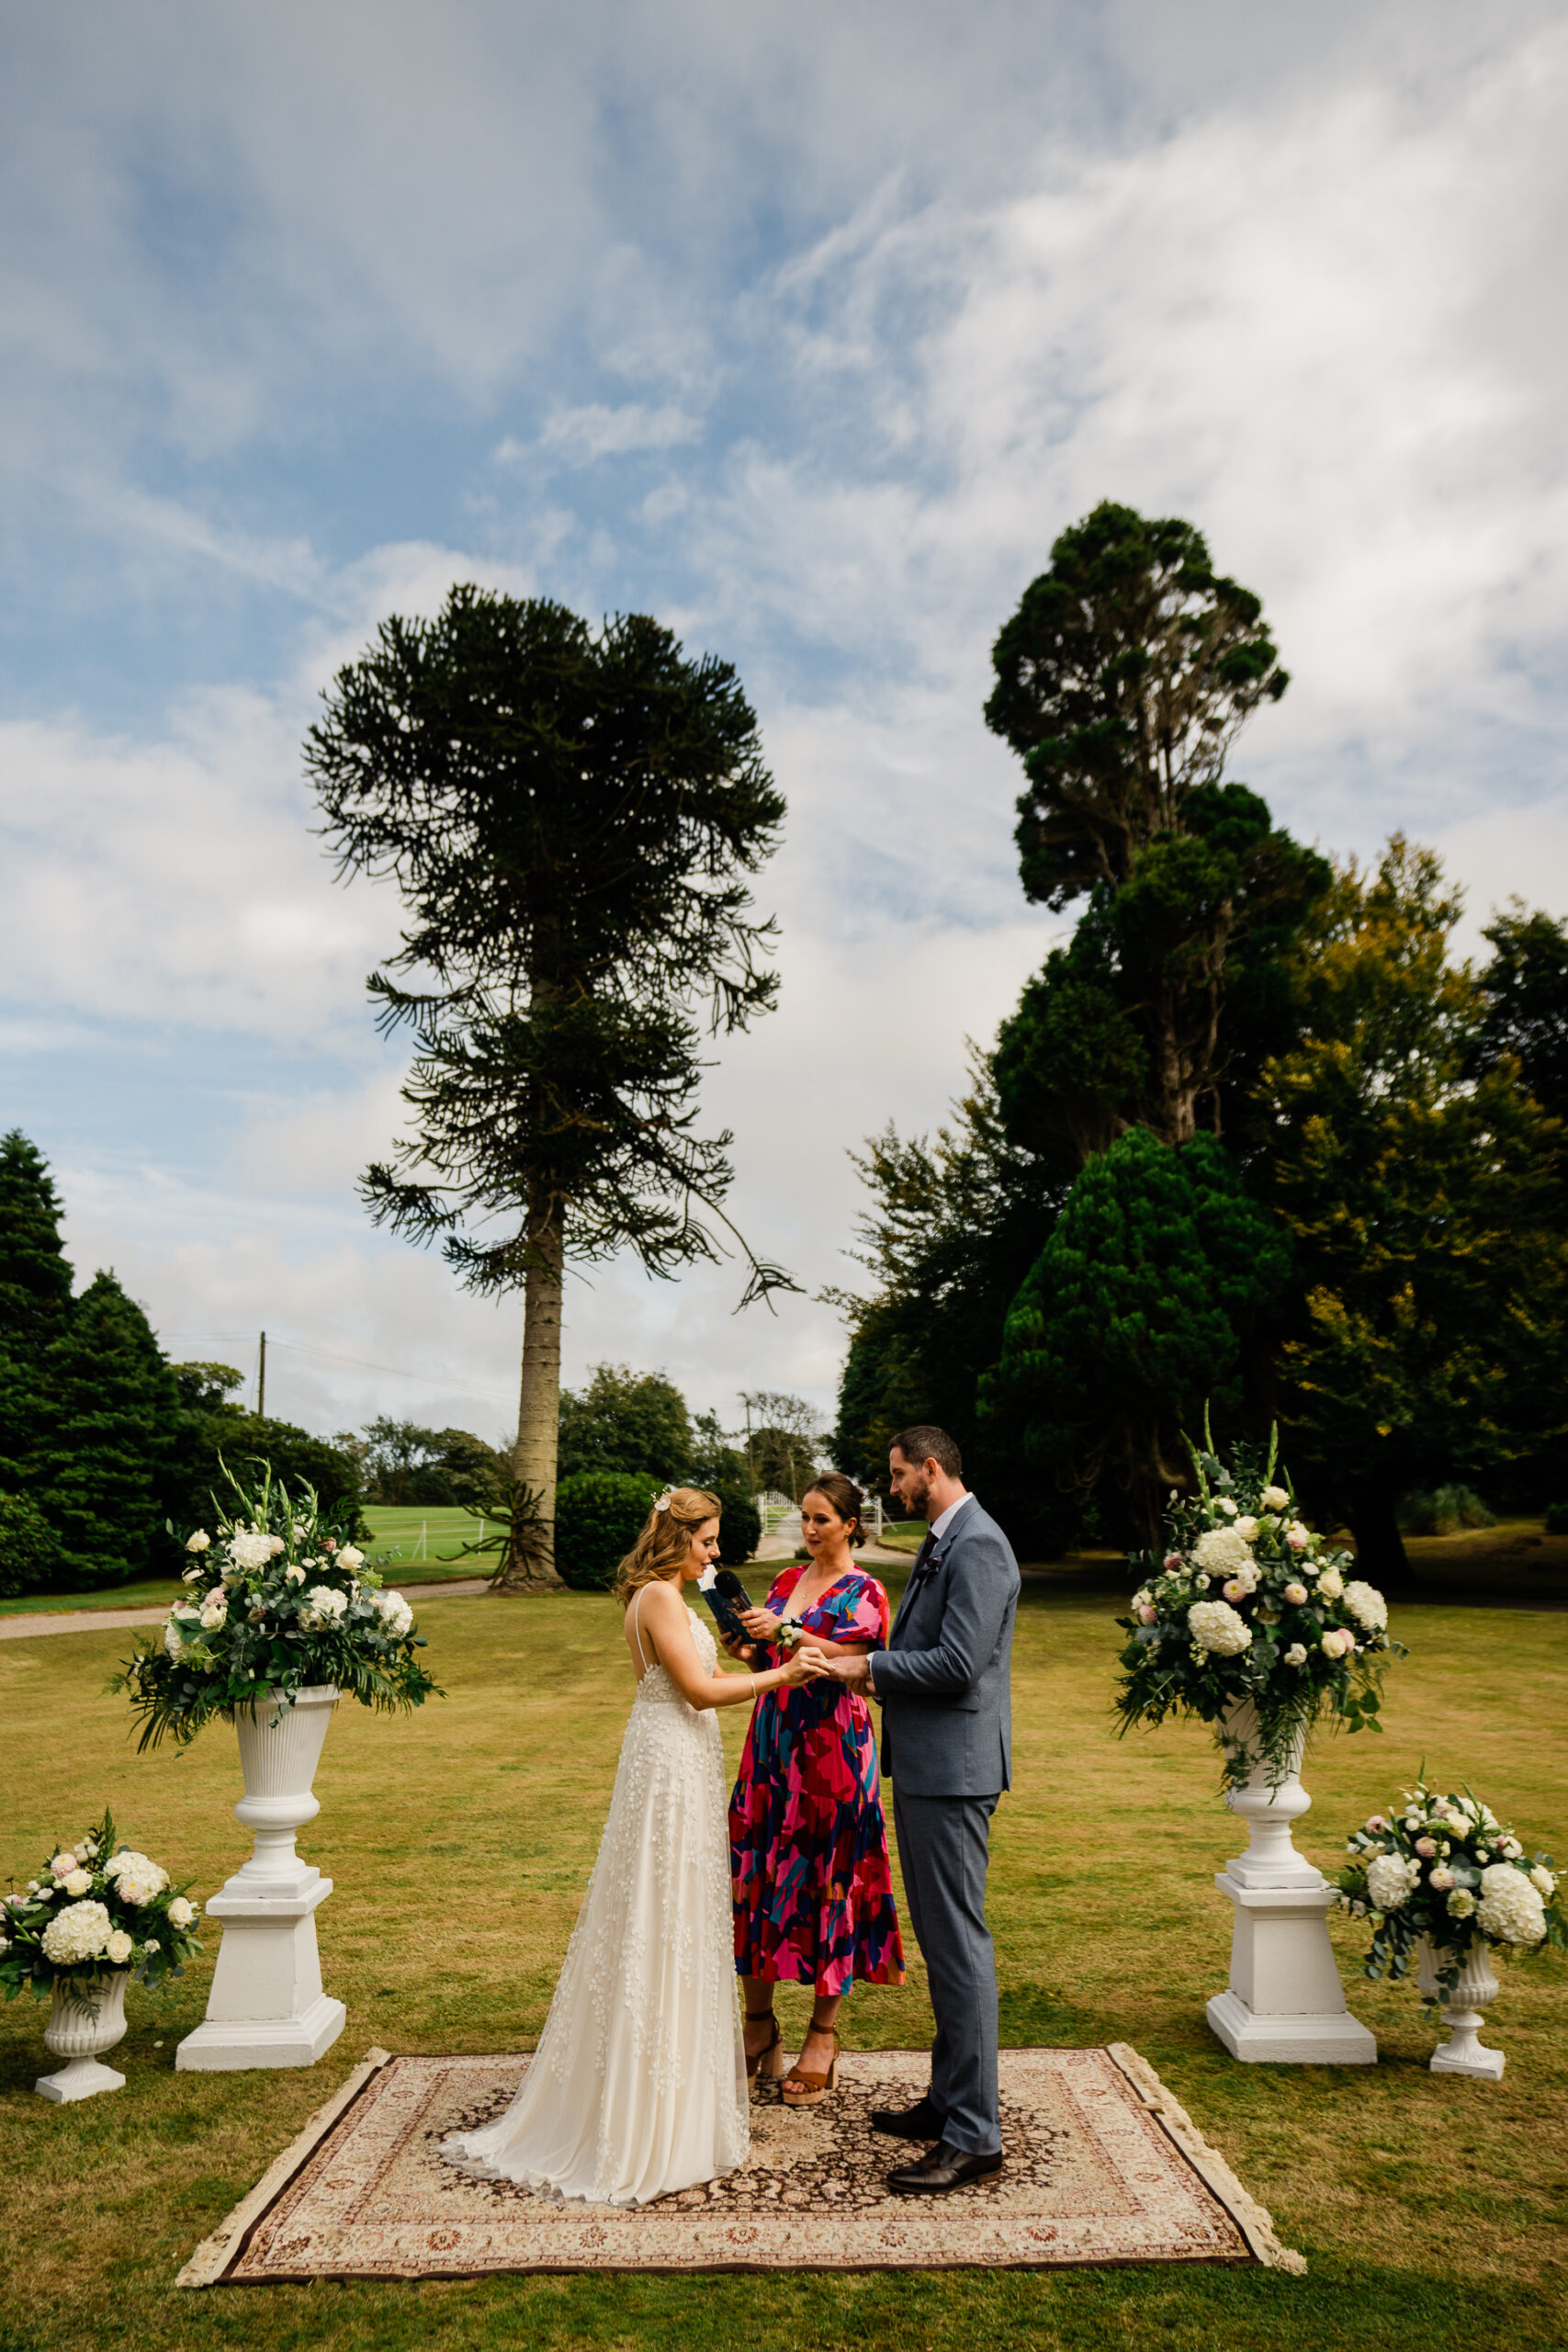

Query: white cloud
513;404;705;466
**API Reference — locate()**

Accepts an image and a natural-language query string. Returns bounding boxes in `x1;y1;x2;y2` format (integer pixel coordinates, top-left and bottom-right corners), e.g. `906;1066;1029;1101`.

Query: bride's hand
739;1606;781;1639
783;1643;830;1684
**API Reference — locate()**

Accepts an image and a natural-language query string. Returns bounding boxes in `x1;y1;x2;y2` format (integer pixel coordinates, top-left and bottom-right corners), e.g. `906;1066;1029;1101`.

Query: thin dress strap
629;1585;650;1672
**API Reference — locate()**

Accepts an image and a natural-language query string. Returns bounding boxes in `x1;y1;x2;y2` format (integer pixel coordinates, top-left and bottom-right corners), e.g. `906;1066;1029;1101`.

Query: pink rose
1283;1581;1308;1605
1415;1838;1438;1858
1163;1554;1182;1571
1137;1603;1157;1624
1286;1527;1309;1550
1320;1627;1353;1658
1222;1578;1247;1602
1364;1815;1387;1834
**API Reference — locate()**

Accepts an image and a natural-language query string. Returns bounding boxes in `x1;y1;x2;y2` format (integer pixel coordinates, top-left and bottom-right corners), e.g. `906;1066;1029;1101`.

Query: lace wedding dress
441;1596;750;2206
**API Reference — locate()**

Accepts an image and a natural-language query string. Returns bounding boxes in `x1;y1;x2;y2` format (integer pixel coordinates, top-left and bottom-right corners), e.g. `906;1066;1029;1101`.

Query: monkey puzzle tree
307;587;791;1590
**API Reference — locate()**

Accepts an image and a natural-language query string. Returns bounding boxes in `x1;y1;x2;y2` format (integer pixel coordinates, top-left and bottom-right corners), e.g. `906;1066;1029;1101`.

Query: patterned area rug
179;2044;1303;2282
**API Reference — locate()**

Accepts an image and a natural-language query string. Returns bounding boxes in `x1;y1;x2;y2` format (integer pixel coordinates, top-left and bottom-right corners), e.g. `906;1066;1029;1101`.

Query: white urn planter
1416;1934;1505;2080
176;1684;346;2072
1206;1702;1377;2064
35;1971;130;2102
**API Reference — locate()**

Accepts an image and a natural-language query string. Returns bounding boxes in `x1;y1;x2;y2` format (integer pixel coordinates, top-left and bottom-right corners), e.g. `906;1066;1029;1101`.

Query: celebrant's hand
739;1606;782;1640
721;1633;759;1663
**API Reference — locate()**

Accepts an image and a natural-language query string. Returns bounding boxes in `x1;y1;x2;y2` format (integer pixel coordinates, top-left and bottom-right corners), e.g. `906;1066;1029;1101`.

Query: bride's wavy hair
613;1486;723;1605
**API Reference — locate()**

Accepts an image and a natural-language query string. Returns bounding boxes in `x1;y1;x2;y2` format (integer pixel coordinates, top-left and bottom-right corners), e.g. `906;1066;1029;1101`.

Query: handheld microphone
697;1565;755;1650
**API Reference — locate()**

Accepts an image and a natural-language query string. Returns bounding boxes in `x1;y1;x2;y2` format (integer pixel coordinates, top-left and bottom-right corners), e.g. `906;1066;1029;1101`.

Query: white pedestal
1417;1935;1505;2080
1206;1702;1376;2065
177;1685;346;2073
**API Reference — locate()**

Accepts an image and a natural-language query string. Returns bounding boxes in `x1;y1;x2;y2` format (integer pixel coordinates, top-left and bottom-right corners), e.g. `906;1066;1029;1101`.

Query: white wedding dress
441;1593;750;2206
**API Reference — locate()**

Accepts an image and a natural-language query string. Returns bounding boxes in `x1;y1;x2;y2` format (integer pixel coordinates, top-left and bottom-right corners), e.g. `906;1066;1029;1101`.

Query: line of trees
831;502;1568;1578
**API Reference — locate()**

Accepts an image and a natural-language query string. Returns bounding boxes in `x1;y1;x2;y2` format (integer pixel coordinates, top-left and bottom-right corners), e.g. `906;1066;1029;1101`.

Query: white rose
1446;1889;1477;1919
62;1870;92;1897
1316;1566;1345;1600
186;1530;211;1553
1217;1498;1238;1517
1260;1486;1290;1511
1529;1865;1556;1898
339;1544;365;1570
105;1929;134;1966
1365;1852;1421;1911
182;1563;205;1585
1235;1515;1259;1541
1320;1627;1355;1658
1187;1600;1252;1656
1282;1643;1308;1668
1476;1862;1547;1948
167;1897;195;1928
198;1600;228;1631
286;1564;306;1585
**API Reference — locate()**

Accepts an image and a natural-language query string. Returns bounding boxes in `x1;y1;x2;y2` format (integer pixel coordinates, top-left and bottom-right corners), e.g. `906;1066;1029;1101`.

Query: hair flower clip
653;1488;674;1513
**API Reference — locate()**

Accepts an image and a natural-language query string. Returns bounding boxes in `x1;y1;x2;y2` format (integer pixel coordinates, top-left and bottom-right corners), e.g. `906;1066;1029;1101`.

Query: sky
3;0;1565;1449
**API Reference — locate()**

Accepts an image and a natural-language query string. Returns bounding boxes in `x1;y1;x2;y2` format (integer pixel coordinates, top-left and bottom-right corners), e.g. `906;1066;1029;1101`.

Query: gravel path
0;1577;491;1641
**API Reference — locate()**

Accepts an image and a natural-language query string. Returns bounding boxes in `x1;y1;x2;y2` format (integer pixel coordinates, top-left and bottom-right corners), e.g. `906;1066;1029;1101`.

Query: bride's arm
637;1582;822;1709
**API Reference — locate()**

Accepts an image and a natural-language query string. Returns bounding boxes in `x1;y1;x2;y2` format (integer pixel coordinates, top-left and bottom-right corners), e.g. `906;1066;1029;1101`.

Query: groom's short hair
890;1425;962;1477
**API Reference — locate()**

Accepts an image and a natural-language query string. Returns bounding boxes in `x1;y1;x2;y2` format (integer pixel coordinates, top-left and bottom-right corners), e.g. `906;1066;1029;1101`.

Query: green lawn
2;1574;1565;2350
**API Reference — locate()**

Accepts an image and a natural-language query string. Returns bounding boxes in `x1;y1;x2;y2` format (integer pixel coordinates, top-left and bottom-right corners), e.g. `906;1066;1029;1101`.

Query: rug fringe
175;2045;394;2288
1105;2042;1306;2275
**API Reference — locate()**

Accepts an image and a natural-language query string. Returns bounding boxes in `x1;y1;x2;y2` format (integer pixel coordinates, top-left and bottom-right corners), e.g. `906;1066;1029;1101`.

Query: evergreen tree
1471;904;1568;1131
33;1272;180;1585
0;1130;75;1495
307;587;792;1589
1258;842;1568;1575
984;1129;1289;1544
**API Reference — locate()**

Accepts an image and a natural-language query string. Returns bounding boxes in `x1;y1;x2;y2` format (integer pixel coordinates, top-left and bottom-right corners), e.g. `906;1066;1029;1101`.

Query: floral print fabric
729;1565;905;1993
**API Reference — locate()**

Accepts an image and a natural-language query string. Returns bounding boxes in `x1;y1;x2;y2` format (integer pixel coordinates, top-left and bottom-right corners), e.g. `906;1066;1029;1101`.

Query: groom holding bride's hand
825;1425;1020;2193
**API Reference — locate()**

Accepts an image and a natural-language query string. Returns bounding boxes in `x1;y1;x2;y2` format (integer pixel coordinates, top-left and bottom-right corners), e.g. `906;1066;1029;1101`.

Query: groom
826;1425;1019;2192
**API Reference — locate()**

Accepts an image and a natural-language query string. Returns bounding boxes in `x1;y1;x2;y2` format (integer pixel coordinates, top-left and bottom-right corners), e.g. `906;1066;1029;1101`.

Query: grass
2;1572;1566;2350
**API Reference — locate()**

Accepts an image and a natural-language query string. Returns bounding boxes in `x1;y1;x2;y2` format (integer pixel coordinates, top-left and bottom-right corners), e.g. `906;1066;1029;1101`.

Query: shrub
553;1472;664;1590
0;1489;62;1598
1399;1484;1496;1537
1544;1501;1568;1535
714;1485;761;1567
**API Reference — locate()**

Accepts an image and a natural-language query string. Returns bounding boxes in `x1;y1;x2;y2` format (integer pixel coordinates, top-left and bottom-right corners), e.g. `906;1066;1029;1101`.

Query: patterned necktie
907;1530;938;1583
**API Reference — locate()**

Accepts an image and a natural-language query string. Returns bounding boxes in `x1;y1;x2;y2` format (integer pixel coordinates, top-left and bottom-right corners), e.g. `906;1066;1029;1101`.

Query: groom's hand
826;1653;873;1687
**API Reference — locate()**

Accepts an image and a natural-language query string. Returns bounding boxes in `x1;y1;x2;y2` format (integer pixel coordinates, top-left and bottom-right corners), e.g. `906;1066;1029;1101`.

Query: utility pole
741;1394;756;1497
257;1330;266;1419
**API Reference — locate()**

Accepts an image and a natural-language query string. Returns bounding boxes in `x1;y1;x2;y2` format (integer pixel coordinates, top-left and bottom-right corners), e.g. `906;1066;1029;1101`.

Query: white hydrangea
1340;1578;1386;1631
164;1618;189;1659
1477;1862;1547;1947
104;1851;168;1904
228;1529;285;1572
374;1589;414;1639
1187;1599;1252;1656
1192;1525;1255;1580
41;1900;112;1966
1365;1852;1421;1912
1529;1865;1556;1898
105;1929;134;1966
303;1585;348;1624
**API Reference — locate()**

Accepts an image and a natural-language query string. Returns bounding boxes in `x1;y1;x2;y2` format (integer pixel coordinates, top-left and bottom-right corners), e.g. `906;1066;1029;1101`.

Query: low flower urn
35;1972;130;2102
1416;1934;1506;2080
176;1685;346;2071
1206;1705;1377;2064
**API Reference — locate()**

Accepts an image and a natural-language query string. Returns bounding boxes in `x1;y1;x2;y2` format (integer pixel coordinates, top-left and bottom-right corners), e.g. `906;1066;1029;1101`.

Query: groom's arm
834;1532;1016;1699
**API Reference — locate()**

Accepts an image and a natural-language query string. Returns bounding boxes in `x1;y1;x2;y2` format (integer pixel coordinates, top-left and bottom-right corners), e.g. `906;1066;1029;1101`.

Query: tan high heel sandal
746;2010;785;2086
781;2022;841;2106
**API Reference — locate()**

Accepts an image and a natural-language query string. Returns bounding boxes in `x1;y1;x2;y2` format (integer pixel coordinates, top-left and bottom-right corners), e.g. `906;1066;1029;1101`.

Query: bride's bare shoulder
626;1575;682;1619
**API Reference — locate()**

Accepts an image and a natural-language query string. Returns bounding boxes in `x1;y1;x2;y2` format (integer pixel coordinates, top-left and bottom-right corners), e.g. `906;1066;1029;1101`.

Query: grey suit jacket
871;1498;1020;1797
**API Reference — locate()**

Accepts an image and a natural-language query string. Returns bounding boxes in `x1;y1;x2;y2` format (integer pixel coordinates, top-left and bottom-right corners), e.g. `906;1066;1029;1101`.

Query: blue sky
3;1;1565;1444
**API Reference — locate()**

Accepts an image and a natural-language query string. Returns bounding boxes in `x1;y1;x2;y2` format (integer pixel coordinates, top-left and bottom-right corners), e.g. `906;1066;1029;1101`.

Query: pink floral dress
728;1564;905;1994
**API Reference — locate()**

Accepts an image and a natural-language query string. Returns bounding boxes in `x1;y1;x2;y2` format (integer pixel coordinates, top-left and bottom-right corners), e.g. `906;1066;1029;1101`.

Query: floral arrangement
112;1460;440;1750
1335;1779;1565;2001
1114;1424;1402;1789
1;1810;202;2010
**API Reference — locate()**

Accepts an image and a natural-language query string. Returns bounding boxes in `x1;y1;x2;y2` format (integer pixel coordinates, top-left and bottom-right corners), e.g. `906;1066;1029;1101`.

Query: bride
441;1485;824;2207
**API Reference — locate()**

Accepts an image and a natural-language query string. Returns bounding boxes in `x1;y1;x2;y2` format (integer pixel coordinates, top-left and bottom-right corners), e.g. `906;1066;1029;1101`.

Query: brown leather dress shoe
887;2141;1004;2195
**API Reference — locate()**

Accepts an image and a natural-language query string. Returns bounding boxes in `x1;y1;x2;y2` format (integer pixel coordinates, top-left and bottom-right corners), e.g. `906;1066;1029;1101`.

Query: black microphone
698;1566;756;1649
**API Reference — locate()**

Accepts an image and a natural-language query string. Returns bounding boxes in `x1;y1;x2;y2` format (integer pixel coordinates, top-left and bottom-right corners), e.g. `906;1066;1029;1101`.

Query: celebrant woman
728;1473;905;2104
441;1487;825;2208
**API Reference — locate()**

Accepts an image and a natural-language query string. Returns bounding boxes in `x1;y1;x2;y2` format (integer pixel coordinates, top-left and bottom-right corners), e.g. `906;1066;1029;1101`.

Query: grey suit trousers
892;1785;1001;2157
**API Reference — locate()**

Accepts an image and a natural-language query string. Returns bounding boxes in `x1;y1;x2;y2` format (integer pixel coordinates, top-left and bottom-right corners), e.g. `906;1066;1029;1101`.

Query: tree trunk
1347;1490;1410;1587
499;1195;567;1592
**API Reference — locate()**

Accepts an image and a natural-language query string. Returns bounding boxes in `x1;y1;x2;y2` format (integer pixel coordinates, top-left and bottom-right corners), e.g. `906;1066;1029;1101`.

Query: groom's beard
902;1474;931;1521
